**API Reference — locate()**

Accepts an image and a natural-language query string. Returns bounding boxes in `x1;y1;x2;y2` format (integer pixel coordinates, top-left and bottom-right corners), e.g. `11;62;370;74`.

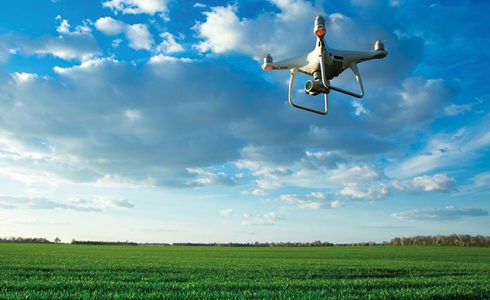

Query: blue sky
0;0;489;243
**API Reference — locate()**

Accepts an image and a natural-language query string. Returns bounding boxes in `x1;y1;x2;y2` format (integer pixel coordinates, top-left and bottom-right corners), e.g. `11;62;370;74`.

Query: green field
0;244;489;299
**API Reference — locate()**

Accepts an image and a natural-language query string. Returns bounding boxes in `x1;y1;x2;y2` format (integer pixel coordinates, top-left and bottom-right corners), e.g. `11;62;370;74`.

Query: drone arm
263;55;308;71
288;68;328;115
319;52;365;98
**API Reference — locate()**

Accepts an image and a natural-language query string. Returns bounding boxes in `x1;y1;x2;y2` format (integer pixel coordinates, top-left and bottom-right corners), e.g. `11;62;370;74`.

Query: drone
262;15;387;115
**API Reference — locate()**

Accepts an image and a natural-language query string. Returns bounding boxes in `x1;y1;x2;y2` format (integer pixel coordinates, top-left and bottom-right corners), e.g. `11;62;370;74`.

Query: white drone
262;15;388;115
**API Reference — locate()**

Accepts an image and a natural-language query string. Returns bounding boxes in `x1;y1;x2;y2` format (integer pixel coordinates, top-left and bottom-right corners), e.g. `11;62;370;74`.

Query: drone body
262;15;387;115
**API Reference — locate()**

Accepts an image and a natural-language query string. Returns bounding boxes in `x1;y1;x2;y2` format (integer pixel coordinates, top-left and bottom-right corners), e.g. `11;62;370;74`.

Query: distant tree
54;237;61;244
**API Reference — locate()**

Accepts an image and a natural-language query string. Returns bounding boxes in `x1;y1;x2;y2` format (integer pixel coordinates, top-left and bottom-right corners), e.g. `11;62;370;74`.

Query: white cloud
444;103;472;116
393;206;488;221
95;17;126;35
0;57;270;188
330;200;344;209
194;1;320;58
56;18;71;34
12;72;38;83
280;192;325;209
280;192;325;203
219;208;234;216
103;0;170;16
471;172;490;190
95;17;153;51
107;198;135;208
0;195;133;212
340;183;389;200
330;164;389;200
411;174;455;192
156;32;184;54
148;54;193;64
458;171;490;194
56;16;92;35
53;56;119;74
187;167;236;187
352;100;368;116
236;154;290;194
299;201;322;209
360;77;451;135
112;38;123;48
387;115;490;178
126;24;153;50
194;5;243;54
0;22;99;61
279;192;345;209
242;212;277;225
193;3;206;8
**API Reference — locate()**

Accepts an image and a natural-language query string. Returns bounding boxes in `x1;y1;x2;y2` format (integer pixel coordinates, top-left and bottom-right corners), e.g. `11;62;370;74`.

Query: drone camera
305;80;328;95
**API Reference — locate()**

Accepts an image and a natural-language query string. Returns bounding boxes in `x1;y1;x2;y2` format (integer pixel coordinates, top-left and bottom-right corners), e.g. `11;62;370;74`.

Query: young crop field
0;244;489;299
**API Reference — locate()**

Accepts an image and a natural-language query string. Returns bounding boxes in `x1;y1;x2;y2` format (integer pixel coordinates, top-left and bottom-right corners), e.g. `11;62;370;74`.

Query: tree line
0;237;53;244
386;234;490;247
1;235;489;247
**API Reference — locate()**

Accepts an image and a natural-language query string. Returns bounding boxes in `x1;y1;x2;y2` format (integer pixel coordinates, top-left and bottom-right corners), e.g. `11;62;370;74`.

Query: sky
0;0;489;244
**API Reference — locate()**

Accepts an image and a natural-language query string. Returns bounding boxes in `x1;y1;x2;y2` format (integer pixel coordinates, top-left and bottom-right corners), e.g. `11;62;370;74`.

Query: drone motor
374;40;385;51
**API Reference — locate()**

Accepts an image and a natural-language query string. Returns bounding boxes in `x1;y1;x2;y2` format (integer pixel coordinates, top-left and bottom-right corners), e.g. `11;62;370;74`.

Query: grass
0;244;489;299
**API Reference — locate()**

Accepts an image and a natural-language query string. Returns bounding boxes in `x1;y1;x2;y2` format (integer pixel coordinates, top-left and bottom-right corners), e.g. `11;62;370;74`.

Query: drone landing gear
288;68;329;115
287;54;366;115
320;53;364;99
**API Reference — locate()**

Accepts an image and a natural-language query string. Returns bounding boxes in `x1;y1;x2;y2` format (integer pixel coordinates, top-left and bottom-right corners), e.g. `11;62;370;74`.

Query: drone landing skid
289;68;329;115
288;62;364;115
320;53;364;99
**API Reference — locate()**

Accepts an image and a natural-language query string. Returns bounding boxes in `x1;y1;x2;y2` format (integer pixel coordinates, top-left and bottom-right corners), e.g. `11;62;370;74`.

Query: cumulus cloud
330;164;389;200
194;1;321;58
55;16;92;35
103;0;170;16
235;147;459;201
156;32;184;54
194;5;243;54
95;17;126;35
11;72;39;83
95;17;153;50
393;206;488;221
0;57;275;187
411;174;455;192
126;24;153;50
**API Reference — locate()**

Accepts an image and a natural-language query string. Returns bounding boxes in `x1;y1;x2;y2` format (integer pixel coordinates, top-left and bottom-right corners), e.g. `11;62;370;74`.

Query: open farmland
0;244;489;299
